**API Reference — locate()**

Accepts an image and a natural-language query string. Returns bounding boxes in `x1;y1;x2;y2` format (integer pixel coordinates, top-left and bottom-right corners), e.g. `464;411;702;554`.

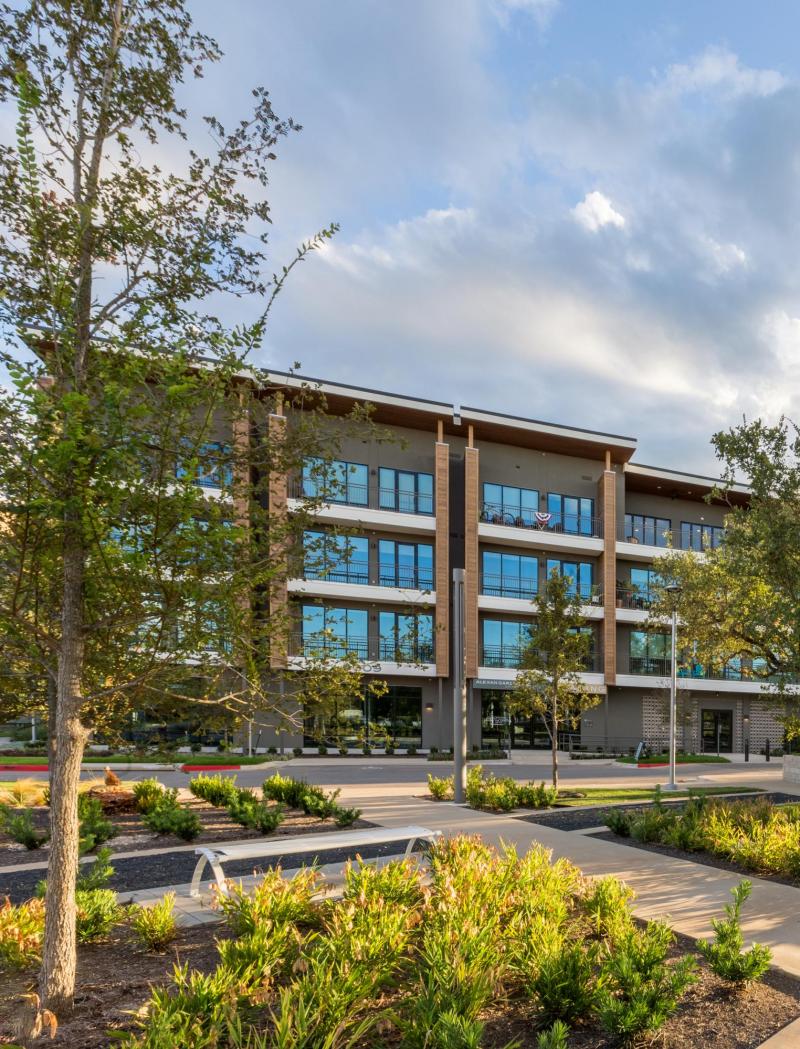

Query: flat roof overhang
624;462;750;507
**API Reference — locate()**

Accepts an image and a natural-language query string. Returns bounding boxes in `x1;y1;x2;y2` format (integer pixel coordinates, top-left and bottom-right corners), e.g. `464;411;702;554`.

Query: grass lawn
556;786;762;806
616;753;730;764
0;752;280;766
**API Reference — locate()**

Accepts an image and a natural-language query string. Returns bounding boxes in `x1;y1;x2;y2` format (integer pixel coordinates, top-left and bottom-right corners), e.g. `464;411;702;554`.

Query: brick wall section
464;446;480;678
268;413;289;670
599;469;617;685
231;395;252;664
435;441;450;676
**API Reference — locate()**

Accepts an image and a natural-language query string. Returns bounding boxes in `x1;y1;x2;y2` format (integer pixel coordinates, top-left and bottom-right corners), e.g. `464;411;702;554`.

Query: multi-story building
245;370;784;755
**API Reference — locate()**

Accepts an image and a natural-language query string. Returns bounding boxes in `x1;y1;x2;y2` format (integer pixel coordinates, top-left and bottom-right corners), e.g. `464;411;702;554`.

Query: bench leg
189;855;228;897
403;836;419;858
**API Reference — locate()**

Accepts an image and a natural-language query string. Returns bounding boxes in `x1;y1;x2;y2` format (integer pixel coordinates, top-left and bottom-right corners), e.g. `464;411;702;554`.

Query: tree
508;570;600;789
649;418;800;737
0;0;363;1013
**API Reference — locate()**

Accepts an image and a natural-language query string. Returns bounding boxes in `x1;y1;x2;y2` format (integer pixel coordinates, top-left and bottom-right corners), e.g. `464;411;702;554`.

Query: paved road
1;756;784;793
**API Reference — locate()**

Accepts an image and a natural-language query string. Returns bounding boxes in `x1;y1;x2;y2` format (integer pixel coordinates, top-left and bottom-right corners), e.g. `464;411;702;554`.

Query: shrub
317;744;328;755
0;896;45;970
583;876;634;942
143;796;201;840
333;806;361;827
0;803;48;849
267;746;278;755
406;744;418;755
216;866;321;936
132;778;165;814
604;808;634;837
698;880;772;983
338;743;349;755
189;773;238;808
292;746;303;757
629;806;675;844
76;888;122;942
597;921;697;1039
427;774;454;801
532;941;600;1023
77;846;115;892
130;892;178;951
384;740;395;755
227;788;284;834
516;782;558;809
78;793;116;853
537;1020;569;1049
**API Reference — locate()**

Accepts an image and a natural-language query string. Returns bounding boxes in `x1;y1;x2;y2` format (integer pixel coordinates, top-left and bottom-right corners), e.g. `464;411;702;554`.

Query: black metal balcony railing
302;562;434;590
292;635;371;660
480;503;603;539
378;639;435;663
293;479;434;516
616;587;653;610
290;634;435;664
480;574;603;605
629;656;784;682
618;524;726;551
481;644;599;672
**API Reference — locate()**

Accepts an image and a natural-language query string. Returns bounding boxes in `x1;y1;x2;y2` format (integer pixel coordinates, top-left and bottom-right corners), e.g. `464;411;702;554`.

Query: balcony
290;479;436;535
378;638;435;663
480;503;603;539
479;573;538;600
616;588;653;610
288;633;436;673
294;561;435;606
628;656;790;684
292;478;434;516
617;524;725;554
481;644;599;672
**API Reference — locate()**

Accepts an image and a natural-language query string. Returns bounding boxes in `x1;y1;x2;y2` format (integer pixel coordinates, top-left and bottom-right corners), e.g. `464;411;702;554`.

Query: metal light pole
663;582;682;792
452;568;467;803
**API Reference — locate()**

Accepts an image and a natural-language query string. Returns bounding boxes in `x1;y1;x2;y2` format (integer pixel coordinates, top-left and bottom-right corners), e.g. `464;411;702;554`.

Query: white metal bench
189;824;442;897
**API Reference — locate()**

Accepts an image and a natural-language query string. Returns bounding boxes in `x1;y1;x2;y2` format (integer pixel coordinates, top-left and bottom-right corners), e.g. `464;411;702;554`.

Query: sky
12;0;800;474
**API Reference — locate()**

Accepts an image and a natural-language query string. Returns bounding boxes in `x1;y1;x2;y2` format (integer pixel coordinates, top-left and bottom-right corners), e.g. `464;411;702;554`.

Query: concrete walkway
124;780;800;982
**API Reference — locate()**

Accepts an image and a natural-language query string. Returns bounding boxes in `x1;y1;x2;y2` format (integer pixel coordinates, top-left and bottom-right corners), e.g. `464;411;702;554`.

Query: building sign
473;678;512;690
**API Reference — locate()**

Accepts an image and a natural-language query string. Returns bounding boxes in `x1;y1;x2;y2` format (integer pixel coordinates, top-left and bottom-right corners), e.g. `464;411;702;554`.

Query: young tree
508;570;599;789
0;0;363;1013
650;418;800;735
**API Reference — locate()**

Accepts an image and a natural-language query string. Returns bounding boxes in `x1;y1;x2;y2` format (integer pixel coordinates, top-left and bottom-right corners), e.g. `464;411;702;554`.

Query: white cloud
661;46;786;100
494;0;560;30
698;236;748;276
572;191;626;233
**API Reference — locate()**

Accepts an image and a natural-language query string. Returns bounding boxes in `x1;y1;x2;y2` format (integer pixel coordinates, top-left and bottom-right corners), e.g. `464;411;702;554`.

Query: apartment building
247;371;782;755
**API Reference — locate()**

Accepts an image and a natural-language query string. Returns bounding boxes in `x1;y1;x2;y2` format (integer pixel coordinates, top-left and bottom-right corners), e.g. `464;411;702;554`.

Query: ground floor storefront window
304;685;423;747
480;690;550;749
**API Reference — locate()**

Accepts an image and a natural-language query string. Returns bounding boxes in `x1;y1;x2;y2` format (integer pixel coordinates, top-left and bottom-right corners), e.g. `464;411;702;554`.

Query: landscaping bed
1;837;798;1048
599;793;800;886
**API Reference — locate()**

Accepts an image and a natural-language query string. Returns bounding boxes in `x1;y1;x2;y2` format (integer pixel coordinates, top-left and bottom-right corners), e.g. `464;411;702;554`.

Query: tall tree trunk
551;688;559;792
40;538;87;1014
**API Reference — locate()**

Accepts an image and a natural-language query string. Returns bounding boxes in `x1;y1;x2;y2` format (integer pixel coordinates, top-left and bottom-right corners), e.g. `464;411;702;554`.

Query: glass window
379;611;434;662
177;441;233;489
680;521;724;551
629;630;670;674
379;468;434;515
546;559;594;600
623;514;672;546
481;483;539;526
547;493;594;535
301;605;368;658
481;551;538;598
378;540;434;590
481;619;532;667
302;458;368;505
303;531;369;584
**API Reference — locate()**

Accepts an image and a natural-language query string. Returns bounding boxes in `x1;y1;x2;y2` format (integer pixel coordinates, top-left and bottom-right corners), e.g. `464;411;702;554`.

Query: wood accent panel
231;396;252;666
435;442;450;677
268;413;289;670
464;446;480;679
599;468;617;686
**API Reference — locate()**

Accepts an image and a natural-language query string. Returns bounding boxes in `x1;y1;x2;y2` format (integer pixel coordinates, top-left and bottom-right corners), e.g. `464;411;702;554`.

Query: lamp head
664;582;682;595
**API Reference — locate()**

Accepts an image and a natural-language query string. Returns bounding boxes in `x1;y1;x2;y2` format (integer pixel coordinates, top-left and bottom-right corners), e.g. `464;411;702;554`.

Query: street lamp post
663;582;682;792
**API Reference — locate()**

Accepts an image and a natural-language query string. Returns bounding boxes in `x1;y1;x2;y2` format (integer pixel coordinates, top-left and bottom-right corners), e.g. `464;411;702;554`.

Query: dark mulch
1;923;797;1048
514;791;791;833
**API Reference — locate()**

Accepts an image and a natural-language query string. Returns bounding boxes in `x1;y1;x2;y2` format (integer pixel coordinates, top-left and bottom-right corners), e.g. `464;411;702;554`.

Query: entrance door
701;709;733;753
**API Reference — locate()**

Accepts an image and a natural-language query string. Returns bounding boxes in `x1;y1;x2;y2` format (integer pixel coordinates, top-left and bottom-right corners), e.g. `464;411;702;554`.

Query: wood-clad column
231;389;252;669
268;410;289;670
599;450;617;686
464;429;479;679
435;426;450;677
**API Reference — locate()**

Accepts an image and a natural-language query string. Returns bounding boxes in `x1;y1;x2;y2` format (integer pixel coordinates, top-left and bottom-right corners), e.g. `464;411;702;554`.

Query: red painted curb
0;764;49;772
636;761;697;768
180;764;241;772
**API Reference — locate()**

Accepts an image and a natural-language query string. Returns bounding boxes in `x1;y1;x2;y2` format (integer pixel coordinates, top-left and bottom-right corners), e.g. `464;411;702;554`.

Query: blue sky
10;0;800;473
